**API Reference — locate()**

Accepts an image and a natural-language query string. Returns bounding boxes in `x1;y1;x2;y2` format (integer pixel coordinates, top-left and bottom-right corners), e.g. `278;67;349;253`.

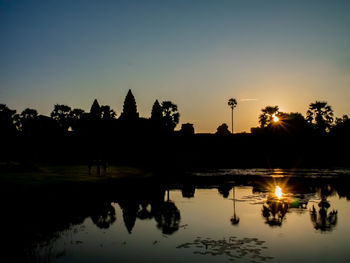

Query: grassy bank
0;162;155;192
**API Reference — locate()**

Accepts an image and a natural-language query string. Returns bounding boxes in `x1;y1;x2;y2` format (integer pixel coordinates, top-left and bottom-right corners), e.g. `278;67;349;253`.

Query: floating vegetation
240;193;268;205
176;236;273;262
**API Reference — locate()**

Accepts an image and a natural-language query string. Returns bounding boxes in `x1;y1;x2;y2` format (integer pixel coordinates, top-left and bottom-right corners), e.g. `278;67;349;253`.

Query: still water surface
27;171;350;263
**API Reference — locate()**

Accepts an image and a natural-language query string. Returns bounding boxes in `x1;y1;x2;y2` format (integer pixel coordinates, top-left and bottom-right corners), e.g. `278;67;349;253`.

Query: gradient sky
1;0;350;133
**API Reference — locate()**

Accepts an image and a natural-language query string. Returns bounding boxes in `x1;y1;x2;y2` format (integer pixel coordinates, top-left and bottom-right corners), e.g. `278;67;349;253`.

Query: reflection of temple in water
7;177;347;263
94;187;181;235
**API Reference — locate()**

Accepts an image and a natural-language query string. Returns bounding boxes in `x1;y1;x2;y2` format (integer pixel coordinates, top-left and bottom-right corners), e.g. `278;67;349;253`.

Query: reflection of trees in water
261;193;311;227
90;202;116;229
154;201;181;234
8;177;348;262
218;183;231;198
177;236;273;262
316;184;337;199
117;188;181;235
9;186;181;262
231;187;239;225
309;183;338;232
137;202;153;220
310;200;337;232
153;190;181;235
336;178;350;201
262;198;288;227
258;181;338;231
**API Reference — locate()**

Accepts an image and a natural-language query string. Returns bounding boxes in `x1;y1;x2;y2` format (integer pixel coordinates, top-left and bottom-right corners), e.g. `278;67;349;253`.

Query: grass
0;162;154;191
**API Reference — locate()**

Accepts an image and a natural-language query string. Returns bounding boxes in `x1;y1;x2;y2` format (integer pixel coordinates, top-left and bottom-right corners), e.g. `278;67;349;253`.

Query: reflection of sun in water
272;114;279;122
275;186;282;199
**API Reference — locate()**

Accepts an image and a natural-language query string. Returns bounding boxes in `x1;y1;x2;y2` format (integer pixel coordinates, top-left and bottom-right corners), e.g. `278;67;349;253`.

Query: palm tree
231;187;240;225
259;106;279;128
228;98;237;133
306;101;334;132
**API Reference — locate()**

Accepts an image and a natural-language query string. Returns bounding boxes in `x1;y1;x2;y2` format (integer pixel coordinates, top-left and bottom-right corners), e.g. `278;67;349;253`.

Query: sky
1;0;350;133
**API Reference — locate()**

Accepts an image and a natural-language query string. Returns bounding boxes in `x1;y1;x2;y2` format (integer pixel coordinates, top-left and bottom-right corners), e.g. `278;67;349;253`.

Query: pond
4;169;350;263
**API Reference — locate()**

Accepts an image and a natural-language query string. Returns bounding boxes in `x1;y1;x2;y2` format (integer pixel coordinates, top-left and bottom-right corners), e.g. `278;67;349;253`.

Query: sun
272;114;279;122
275;186;283;199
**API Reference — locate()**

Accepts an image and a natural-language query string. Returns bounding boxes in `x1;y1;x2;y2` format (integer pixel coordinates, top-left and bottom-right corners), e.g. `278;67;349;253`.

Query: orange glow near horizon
272;114;279;123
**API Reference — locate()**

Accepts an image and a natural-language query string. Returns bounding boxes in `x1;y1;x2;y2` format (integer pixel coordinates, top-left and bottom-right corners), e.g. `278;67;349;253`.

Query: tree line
1;93;349;168
0;89;182;138
2;91;349;138
216;100;350;137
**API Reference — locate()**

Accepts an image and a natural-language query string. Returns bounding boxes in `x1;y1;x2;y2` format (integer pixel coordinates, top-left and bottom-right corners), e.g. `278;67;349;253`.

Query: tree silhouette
20;108;38;120
335;114;349;125
161;101;180;131
259;106;279;128
120;89;139;120
306;101;334;132
50;104;72;132
216;123;230;135
280;112;311;135
70;108;85;120
336;114;348;124
0;104;17;136
228;98;237;133
69;108;85;131
100;105;116;120
332;114;350;136
18;108;38;135
257;110;310;135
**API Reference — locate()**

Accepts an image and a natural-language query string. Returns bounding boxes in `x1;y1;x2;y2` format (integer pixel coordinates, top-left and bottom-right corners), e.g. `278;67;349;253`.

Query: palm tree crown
228;98;237;109
306;101;334;132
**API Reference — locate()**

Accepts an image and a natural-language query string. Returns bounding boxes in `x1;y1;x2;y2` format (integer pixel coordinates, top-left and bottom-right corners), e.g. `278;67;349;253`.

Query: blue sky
1;0;350;132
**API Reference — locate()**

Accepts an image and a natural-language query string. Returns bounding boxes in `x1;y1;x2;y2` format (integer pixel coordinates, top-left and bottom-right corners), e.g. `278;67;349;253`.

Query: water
5;170;350;262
